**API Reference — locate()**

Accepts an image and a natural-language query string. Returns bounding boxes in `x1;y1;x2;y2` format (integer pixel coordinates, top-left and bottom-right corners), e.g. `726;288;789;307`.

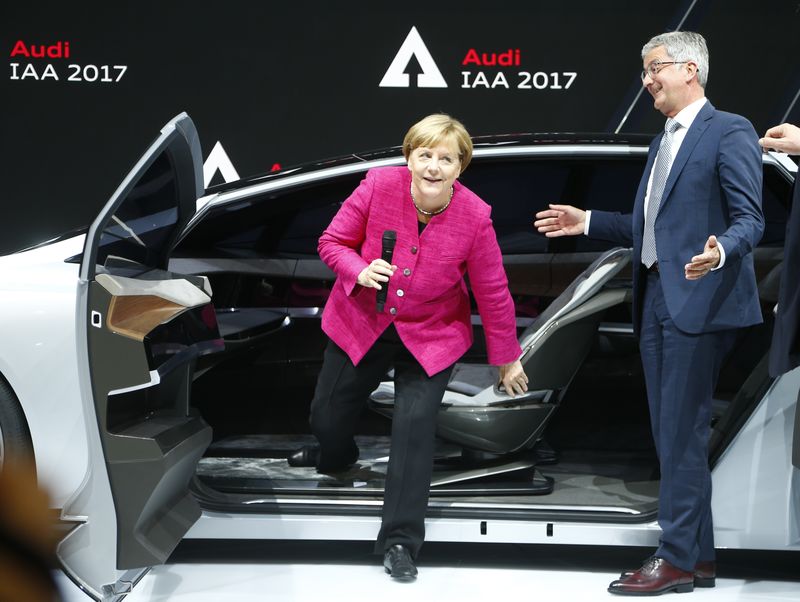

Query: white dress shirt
584;97;726;269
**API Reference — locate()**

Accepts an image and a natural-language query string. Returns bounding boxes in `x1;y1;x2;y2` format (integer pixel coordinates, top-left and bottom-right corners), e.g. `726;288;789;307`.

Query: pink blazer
319;166;522;376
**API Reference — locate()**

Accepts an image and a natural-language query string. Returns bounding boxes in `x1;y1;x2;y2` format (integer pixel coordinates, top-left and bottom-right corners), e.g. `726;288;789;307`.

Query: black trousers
309;326;453;558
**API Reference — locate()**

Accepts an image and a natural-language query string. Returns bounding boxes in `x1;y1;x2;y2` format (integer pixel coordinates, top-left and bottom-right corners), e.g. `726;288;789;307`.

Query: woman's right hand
498;360;528;398
357;259;397;289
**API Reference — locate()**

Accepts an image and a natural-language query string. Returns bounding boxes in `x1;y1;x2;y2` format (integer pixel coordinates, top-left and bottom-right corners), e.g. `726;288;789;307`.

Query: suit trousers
640;272;736;571
309;325;454;558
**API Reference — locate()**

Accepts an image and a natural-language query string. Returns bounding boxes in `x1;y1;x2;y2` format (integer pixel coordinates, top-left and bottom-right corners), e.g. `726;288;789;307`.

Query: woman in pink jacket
288;114;527;580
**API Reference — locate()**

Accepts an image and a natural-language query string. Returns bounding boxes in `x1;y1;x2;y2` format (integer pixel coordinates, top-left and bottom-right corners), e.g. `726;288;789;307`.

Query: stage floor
56;541;800;601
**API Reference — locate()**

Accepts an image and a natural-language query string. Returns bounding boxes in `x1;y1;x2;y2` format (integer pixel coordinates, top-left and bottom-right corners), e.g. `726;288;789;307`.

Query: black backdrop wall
2;0;799;254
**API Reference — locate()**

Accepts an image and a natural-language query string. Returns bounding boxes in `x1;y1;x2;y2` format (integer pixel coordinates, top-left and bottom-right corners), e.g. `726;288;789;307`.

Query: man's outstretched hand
534;204;586;237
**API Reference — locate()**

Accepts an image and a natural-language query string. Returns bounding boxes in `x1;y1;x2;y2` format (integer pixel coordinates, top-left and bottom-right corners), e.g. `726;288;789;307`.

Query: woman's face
407;139;461;201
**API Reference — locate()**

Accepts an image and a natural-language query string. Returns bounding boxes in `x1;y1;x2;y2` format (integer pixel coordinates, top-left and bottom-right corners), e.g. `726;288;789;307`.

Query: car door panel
58;113;215;598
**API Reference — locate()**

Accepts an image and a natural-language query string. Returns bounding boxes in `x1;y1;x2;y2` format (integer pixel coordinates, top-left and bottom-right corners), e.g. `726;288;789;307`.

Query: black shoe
287;445;320;467
383;545;417;581
287;445;359;471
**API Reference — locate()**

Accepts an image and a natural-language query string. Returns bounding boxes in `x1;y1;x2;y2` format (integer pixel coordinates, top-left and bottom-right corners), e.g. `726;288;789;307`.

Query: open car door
57;113;221;600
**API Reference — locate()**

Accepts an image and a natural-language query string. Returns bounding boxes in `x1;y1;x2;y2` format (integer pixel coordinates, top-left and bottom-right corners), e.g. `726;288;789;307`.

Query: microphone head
382;230;397;245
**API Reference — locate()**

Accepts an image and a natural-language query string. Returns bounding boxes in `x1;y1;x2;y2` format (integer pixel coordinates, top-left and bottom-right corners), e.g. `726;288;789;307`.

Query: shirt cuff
710;240;726;270
583;210;592;235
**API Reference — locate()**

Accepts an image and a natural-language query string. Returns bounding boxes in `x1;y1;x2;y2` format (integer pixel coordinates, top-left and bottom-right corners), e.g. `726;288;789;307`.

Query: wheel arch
0;369;36;467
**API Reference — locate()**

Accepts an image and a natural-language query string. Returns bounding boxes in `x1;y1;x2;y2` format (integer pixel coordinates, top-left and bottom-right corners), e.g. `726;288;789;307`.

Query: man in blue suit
535;31;764;596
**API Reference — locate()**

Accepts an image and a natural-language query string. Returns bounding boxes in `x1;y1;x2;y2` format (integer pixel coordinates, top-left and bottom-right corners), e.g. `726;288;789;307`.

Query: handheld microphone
376;230;397;313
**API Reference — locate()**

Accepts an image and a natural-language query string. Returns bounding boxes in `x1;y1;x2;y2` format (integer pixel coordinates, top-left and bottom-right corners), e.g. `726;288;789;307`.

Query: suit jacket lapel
658;100;714;209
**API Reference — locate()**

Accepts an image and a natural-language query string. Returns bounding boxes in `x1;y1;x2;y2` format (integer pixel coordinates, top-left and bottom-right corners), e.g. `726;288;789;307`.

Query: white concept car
0;114;797;599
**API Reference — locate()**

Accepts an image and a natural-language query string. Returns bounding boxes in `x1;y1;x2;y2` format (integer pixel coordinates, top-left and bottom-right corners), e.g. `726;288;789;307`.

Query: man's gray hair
642;31;709;88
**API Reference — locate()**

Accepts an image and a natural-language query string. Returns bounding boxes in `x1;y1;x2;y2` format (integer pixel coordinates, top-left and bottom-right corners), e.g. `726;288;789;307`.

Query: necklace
410;184;454;216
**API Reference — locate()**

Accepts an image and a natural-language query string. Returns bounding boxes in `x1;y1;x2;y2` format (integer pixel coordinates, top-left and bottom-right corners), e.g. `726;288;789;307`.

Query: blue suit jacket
590;101;764;335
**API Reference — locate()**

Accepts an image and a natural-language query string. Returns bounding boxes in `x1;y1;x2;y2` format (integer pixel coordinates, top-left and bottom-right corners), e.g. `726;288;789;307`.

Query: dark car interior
166;152;792;522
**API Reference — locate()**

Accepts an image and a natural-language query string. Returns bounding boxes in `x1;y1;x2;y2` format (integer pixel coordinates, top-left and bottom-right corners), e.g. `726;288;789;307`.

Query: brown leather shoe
608;557;694;595
620;558;716;588
693;561;716;588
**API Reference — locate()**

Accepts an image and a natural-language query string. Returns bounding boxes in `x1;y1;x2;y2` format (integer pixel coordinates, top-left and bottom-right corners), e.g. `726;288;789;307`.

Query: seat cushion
446;363;498;396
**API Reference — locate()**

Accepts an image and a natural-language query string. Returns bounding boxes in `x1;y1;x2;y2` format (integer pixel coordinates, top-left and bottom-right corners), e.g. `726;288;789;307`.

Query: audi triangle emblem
379;27;447;88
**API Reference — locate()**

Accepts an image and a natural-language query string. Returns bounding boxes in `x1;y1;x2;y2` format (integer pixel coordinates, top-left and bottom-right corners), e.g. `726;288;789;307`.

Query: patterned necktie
641;118;681;268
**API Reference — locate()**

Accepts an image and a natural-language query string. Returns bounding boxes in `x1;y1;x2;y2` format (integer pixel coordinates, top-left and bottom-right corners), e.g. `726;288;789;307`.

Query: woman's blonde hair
402;113;473;173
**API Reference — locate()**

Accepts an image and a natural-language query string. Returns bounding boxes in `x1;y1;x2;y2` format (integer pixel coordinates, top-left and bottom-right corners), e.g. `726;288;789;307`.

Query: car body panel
0;235;87;503
184;510;664;547
713;367;800;549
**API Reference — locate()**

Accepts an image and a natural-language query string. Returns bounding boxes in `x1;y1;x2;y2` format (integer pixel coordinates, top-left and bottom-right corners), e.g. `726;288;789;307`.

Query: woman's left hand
499;360;528;397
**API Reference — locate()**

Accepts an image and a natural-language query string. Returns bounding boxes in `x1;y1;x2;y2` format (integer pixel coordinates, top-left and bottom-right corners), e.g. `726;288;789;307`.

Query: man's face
641;46;691;117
